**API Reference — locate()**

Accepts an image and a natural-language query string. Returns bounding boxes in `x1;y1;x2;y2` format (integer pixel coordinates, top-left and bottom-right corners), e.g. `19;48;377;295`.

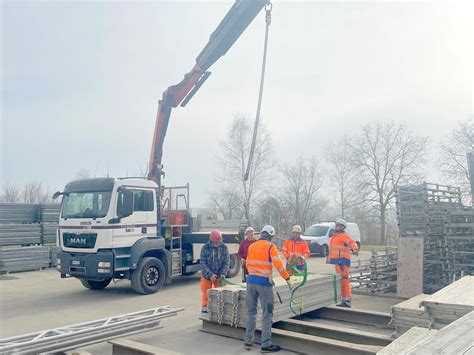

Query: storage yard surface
0;251;398;354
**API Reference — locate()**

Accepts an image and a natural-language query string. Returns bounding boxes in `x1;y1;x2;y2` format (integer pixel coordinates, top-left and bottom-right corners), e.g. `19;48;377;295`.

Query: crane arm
147;0;268;182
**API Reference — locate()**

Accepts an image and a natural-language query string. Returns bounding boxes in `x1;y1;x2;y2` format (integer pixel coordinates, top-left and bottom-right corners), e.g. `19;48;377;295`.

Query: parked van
301;222;361;256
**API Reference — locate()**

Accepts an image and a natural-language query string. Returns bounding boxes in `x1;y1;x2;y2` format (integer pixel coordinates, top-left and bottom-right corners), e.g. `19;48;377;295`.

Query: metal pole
466;151;474;204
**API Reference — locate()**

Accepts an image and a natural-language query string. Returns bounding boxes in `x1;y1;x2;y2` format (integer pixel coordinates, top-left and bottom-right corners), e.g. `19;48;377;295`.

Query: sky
1;0;473;207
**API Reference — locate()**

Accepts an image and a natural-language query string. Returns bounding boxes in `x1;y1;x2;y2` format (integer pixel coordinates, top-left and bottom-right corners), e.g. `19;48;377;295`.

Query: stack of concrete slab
0;246;50;274
390;294;430;335
208;274;340;329
403;311;473;354
379;311;473;354
377;327;438;355
421;275;474;329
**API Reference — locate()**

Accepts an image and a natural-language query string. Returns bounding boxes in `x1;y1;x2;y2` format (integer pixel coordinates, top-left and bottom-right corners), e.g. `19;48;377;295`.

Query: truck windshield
304;226;329;237
62;191;112;219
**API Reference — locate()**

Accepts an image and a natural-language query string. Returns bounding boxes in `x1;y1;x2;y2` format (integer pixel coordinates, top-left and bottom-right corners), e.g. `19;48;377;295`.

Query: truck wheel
131;257;166;295
227;254;240;278
321;244;329;257
80;279;111;290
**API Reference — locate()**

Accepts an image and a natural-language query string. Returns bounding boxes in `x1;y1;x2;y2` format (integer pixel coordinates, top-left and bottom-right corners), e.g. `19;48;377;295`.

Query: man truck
54;0;269;294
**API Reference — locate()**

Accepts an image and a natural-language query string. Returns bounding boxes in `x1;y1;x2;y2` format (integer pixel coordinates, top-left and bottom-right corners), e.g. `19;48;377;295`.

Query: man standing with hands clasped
238;226;257;283
200;229;230;317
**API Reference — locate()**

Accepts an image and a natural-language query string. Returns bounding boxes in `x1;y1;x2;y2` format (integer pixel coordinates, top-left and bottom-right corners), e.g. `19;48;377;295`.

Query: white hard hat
261;225;275;237
336;219;348;228
245;226;255;234
292;225;302;233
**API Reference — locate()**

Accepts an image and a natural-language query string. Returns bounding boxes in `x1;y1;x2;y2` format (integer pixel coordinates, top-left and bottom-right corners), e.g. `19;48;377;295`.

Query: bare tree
22;182;51;204
208;186;242;220
438;118;474;201
349;122;428;245
75;168;91;180
326;139;366;219
280;157;324;228
215;114;274;222
1;183;21;202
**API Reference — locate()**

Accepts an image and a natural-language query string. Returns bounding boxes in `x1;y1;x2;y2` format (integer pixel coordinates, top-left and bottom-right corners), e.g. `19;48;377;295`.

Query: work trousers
244;283;274;349
242;263;249;283
335;264;351;300
200;277;220;308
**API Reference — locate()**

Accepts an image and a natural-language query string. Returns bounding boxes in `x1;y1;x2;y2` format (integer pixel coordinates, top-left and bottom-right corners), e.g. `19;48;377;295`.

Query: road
0;251;396;354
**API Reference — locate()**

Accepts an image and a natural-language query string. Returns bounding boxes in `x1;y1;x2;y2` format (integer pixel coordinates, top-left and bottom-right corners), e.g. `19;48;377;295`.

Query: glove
286;278;293;290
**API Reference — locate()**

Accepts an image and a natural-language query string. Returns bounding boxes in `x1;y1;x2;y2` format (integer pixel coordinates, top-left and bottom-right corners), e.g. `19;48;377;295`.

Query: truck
54;0;269;294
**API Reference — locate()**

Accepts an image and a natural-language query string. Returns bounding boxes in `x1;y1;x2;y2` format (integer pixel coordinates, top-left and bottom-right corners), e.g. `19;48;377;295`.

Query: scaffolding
0;306;182;354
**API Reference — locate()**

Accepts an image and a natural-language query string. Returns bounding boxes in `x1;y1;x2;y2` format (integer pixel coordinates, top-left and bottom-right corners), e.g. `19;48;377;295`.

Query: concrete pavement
0;251;397;354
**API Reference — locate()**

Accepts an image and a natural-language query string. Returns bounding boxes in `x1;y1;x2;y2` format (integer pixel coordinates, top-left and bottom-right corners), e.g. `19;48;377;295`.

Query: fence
350;248;398;295
0;203;60;274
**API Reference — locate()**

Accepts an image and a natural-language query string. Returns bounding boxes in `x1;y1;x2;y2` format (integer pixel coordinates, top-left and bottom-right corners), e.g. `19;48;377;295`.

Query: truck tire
131;257;166;295
321;244;329;257
227;254;240;278
80;278;111;290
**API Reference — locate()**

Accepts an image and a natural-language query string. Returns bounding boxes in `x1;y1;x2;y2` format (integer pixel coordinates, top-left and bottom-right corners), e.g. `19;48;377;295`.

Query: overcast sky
1;0;473;206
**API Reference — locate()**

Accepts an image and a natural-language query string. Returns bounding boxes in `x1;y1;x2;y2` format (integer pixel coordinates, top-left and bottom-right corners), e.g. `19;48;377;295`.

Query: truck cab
55;177;241;294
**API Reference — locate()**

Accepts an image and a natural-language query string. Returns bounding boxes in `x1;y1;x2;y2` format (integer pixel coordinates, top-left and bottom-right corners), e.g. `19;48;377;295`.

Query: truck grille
63;233;97;248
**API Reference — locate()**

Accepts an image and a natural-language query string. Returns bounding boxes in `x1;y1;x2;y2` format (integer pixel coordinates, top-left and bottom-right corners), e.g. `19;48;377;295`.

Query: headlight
97;268;110;273
57;258;61;264
98;262;111;268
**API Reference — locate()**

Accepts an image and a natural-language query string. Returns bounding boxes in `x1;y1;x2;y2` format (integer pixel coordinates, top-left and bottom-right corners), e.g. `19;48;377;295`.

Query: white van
301;222;361;257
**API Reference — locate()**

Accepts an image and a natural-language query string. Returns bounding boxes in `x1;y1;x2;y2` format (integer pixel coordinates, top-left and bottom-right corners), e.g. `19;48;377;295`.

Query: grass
361;244;396;251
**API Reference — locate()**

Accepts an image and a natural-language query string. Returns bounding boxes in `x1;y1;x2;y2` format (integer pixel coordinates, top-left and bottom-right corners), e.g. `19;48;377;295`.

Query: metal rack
396;183;473;293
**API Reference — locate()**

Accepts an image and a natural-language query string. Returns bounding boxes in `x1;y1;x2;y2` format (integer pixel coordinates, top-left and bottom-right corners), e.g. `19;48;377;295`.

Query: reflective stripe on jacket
282;238;310;261
328;232;358;267
246;239;290;286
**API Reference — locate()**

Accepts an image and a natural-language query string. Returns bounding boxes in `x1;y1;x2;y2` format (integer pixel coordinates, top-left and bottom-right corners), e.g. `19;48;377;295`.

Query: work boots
261;344;281;353
337;300;351;308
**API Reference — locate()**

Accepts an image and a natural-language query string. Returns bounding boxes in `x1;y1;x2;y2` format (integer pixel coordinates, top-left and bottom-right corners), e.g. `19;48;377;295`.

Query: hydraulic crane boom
147;0;268;182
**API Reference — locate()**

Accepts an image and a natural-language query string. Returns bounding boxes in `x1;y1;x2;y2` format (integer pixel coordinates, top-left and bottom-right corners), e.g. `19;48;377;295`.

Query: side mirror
52;191;63;200
118;189;134;218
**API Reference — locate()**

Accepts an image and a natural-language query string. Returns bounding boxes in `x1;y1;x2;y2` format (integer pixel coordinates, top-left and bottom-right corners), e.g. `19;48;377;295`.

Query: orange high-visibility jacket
328;232;358;267
246;239;290;286
282;239;310;260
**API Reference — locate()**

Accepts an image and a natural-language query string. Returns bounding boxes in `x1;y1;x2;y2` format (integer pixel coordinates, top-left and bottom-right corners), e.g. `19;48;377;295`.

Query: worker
328;219;359;308
237;226;256;283
244;225;292;353
282;224;310;274
200;229;230;316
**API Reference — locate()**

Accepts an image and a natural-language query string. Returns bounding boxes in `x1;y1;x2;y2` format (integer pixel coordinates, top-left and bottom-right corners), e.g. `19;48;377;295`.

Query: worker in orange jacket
328;219;359;308
244;225;292;353
282;225;310;274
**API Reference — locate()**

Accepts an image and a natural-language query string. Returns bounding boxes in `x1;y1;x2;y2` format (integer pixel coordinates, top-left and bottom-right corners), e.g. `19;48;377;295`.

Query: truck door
113;188;155;246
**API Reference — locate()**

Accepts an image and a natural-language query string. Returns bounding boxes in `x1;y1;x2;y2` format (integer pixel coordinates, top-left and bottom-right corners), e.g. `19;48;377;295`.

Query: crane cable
244;1;272;182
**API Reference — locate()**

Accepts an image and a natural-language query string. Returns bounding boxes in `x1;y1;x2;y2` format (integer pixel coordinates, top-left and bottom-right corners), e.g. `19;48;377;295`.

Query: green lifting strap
286;257;338;316
218;277;246;288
